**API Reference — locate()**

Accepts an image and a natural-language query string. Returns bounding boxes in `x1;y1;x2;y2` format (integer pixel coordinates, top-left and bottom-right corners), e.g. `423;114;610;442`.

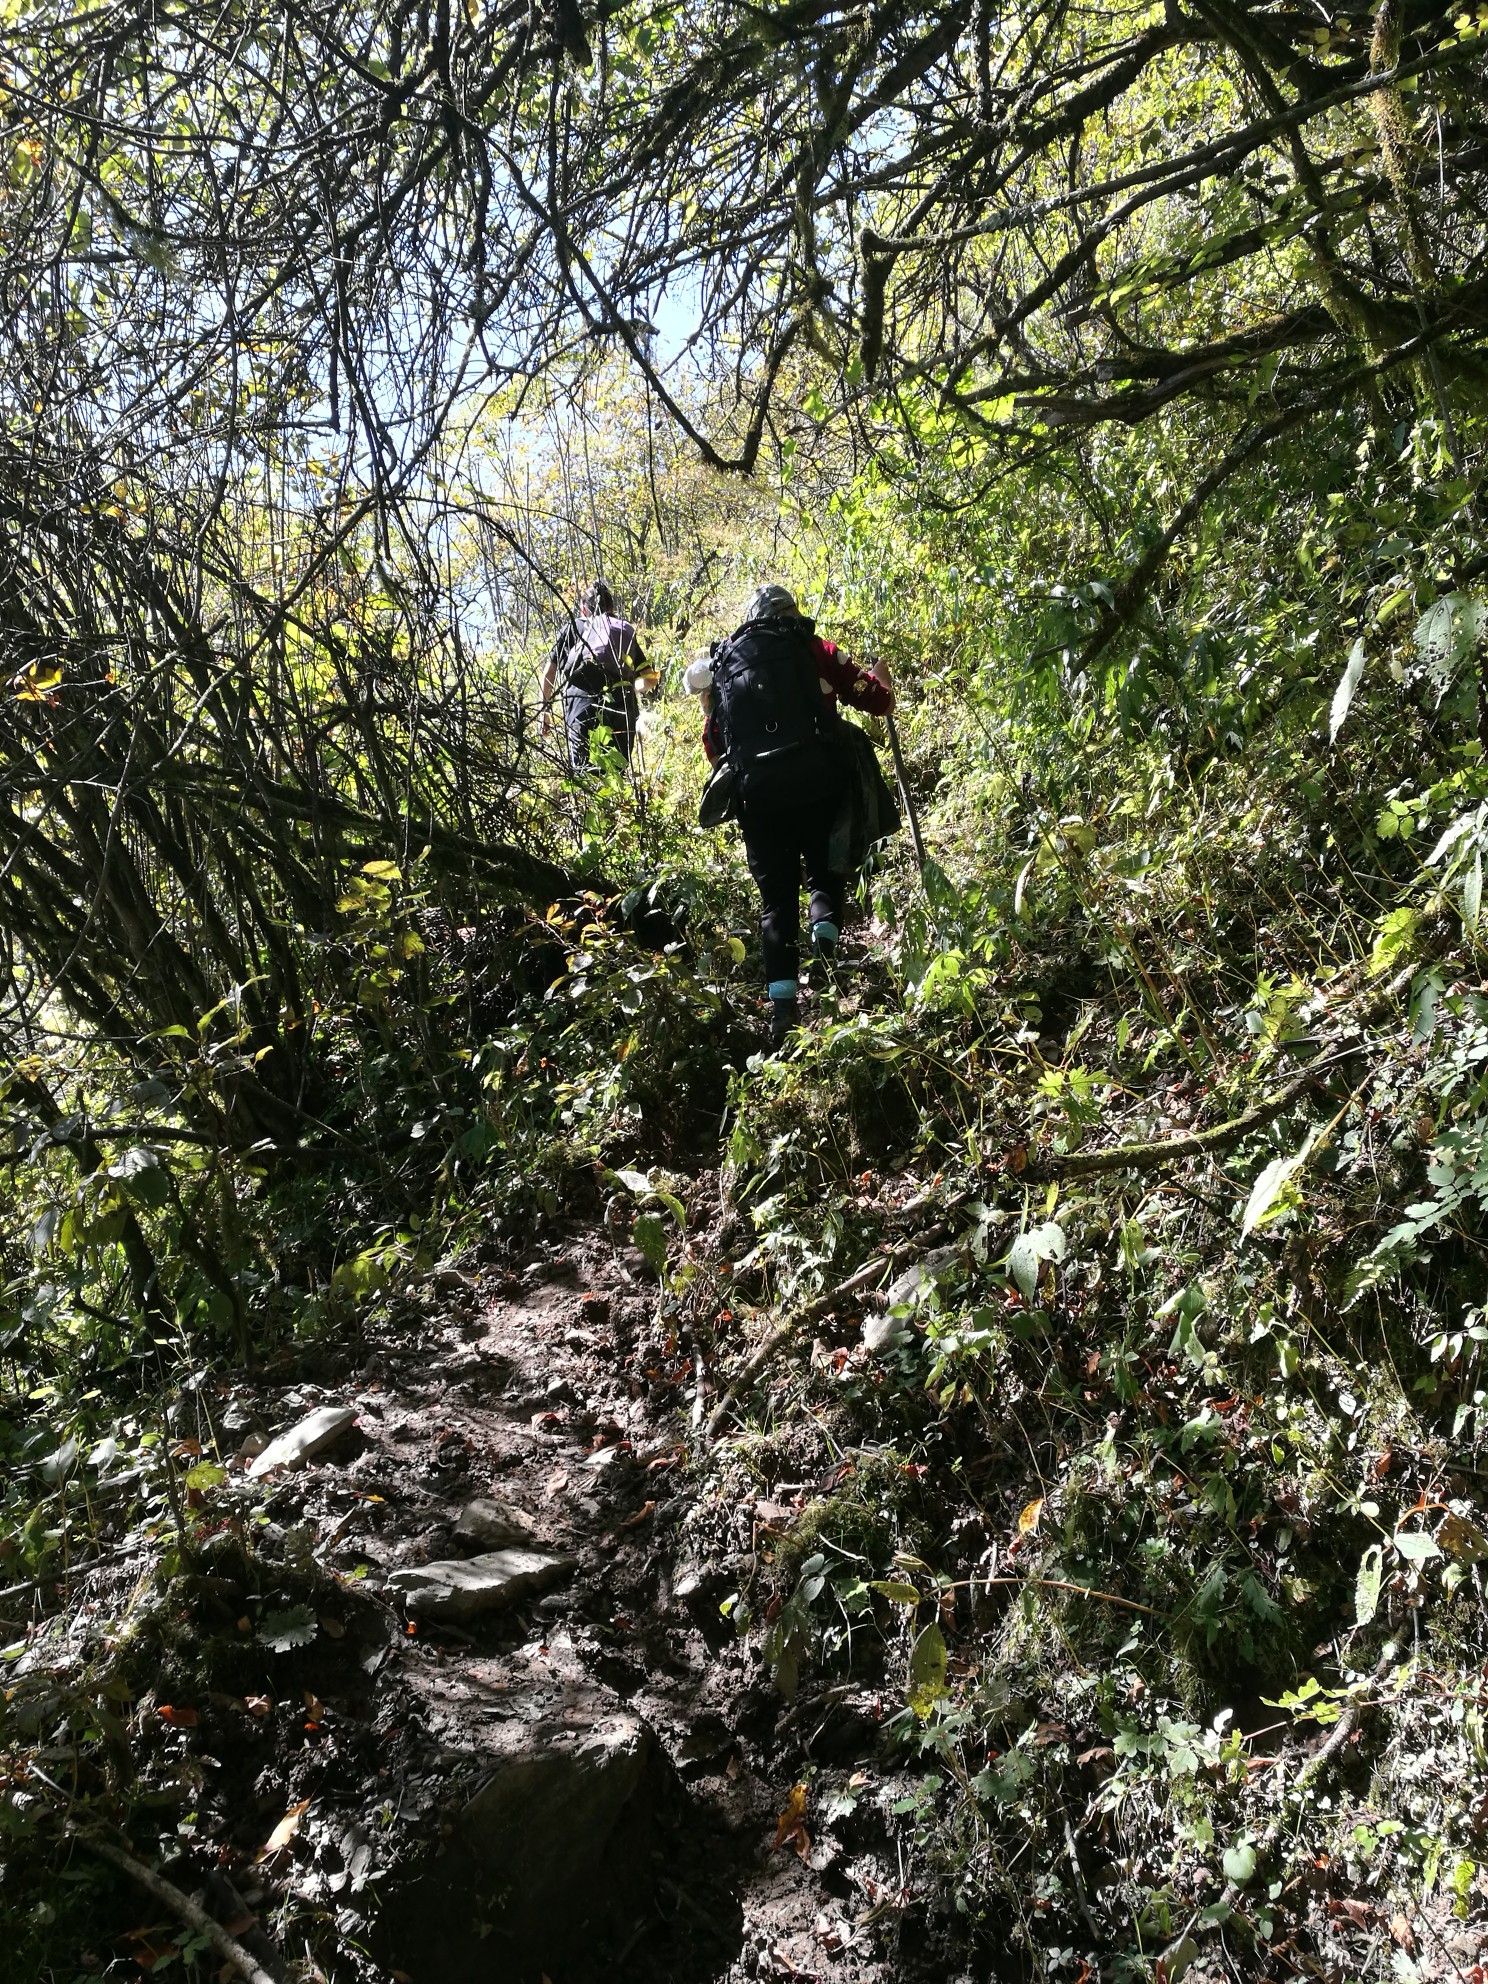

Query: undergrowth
7;408;1488;1980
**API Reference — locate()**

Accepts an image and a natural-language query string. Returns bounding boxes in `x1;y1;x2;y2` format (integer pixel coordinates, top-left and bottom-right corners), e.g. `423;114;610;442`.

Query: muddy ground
64;1231;971;1984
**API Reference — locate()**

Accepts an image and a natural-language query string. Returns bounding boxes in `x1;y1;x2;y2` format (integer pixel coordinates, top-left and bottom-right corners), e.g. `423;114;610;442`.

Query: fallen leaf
157;1705;198;1728
256;1799;310;1862
243;1695;273;1718
775;1780;811;1859
619;1499;657;1531
754;1500;795;1527
1017;1496;1044;1536
1439;1511;1488;1562
303;1690;325;1721
1389;1914;1415;1953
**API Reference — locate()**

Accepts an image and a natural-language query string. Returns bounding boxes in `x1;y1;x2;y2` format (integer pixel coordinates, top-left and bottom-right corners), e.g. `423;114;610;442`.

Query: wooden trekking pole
885;706;927;870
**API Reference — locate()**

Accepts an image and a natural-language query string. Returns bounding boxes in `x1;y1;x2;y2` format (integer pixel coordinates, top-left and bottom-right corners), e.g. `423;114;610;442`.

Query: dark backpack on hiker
709;614;835;803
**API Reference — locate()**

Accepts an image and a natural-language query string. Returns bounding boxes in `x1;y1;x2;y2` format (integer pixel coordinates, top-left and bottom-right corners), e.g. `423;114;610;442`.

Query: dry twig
73;1832;282;1984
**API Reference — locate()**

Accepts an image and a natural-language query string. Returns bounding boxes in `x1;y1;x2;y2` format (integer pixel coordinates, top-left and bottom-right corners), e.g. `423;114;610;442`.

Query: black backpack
710;615;834;800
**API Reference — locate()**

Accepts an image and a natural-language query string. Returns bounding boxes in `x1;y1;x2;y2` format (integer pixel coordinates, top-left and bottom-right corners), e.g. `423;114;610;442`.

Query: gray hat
744;583;799;622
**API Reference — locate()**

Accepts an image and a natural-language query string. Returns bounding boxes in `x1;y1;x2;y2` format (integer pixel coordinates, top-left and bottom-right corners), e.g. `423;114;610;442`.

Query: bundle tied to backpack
827;720;901;871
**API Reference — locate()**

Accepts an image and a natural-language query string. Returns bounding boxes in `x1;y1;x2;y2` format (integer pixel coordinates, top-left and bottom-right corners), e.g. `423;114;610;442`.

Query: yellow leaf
1438;1511;1488;1562
361;859;402;882
256;1798;310;1861
774;1781;809;1854
1018;1497;1044;1536
12;662;62;701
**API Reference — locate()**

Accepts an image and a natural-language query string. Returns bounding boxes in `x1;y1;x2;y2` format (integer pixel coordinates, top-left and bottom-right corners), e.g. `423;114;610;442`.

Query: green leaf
870;1579;921;1607
1413;591;1488;698
1222;1840;1257;1886
184;1462;226;1492
1012;854;1036;922
1005;1220;1065;1300
1370;906;1419;977
110;1147;171;1206
126;1166;172;1210
1393;1529;1441;1564
257;1605;318;1652
908;1621;947;1719
1354;1543;1384;1625
1464;850;1482;935
632;1211;668;1274
1328;637;1366;743
1241;1129;1316;1237
1160;1283;1209;1369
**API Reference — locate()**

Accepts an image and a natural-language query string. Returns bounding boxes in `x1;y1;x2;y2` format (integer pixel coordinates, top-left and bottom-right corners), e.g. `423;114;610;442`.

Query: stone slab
452;1497;539;1553
246;1405;356;1479
386;1547;576;1621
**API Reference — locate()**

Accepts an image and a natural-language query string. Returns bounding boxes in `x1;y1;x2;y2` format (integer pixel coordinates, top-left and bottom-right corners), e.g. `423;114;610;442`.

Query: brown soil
144;1235;965;1984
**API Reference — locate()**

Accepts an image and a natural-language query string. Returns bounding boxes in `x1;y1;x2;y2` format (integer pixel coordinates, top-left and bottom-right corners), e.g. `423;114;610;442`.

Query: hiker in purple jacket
539;581;647;772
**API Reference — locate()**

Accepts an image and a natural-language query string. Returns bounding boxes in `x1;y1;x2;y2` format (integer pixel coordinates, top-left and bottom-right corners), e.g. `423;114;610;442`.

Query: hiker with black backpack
539;580;648;772
694;583;894;1046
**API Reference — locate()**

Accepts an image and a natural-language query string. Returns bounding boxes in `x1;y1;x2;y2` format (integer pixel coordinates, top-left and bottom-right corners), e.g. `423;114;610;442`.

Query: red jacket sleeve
812;636;892;716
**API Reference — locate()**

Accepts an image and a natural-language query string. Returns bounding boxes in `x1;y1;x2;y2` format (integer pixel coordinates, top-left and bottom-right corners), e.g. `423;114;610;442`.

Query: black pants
564;687;636;770
740;768;845;992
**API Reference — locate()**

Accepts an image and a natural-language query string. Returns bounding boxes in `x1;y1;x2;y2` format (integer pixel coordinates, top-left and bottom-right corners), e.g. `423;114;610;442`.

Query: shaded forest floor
5;1186;1001;1984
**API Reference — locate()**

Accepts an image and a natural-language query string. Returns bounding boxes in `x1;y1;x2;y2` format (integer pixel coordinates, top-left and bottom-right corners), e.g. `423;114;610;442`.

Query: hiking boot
769;996;799;1048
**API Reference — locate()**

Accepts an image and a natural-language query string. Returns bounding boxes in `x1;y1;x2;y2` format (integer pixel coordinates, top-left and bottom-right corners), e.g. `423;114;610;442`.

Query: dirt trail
219;1235;935;1984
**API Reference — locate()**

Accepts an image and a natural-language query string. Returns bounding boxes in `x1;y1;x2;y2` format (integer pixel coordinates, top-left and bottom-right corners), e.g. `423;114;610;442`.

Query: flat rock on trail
221;1244;939;1984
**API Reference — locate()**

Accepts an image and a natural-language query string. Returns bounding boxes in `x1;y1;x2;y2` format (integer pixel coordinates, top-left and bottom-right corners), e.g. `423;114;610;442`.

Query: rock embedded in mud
379;1646;682;1980
386;1546;577;1621
451;1496;539;1552
862;1312;911;1354
246;1404;357;1478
